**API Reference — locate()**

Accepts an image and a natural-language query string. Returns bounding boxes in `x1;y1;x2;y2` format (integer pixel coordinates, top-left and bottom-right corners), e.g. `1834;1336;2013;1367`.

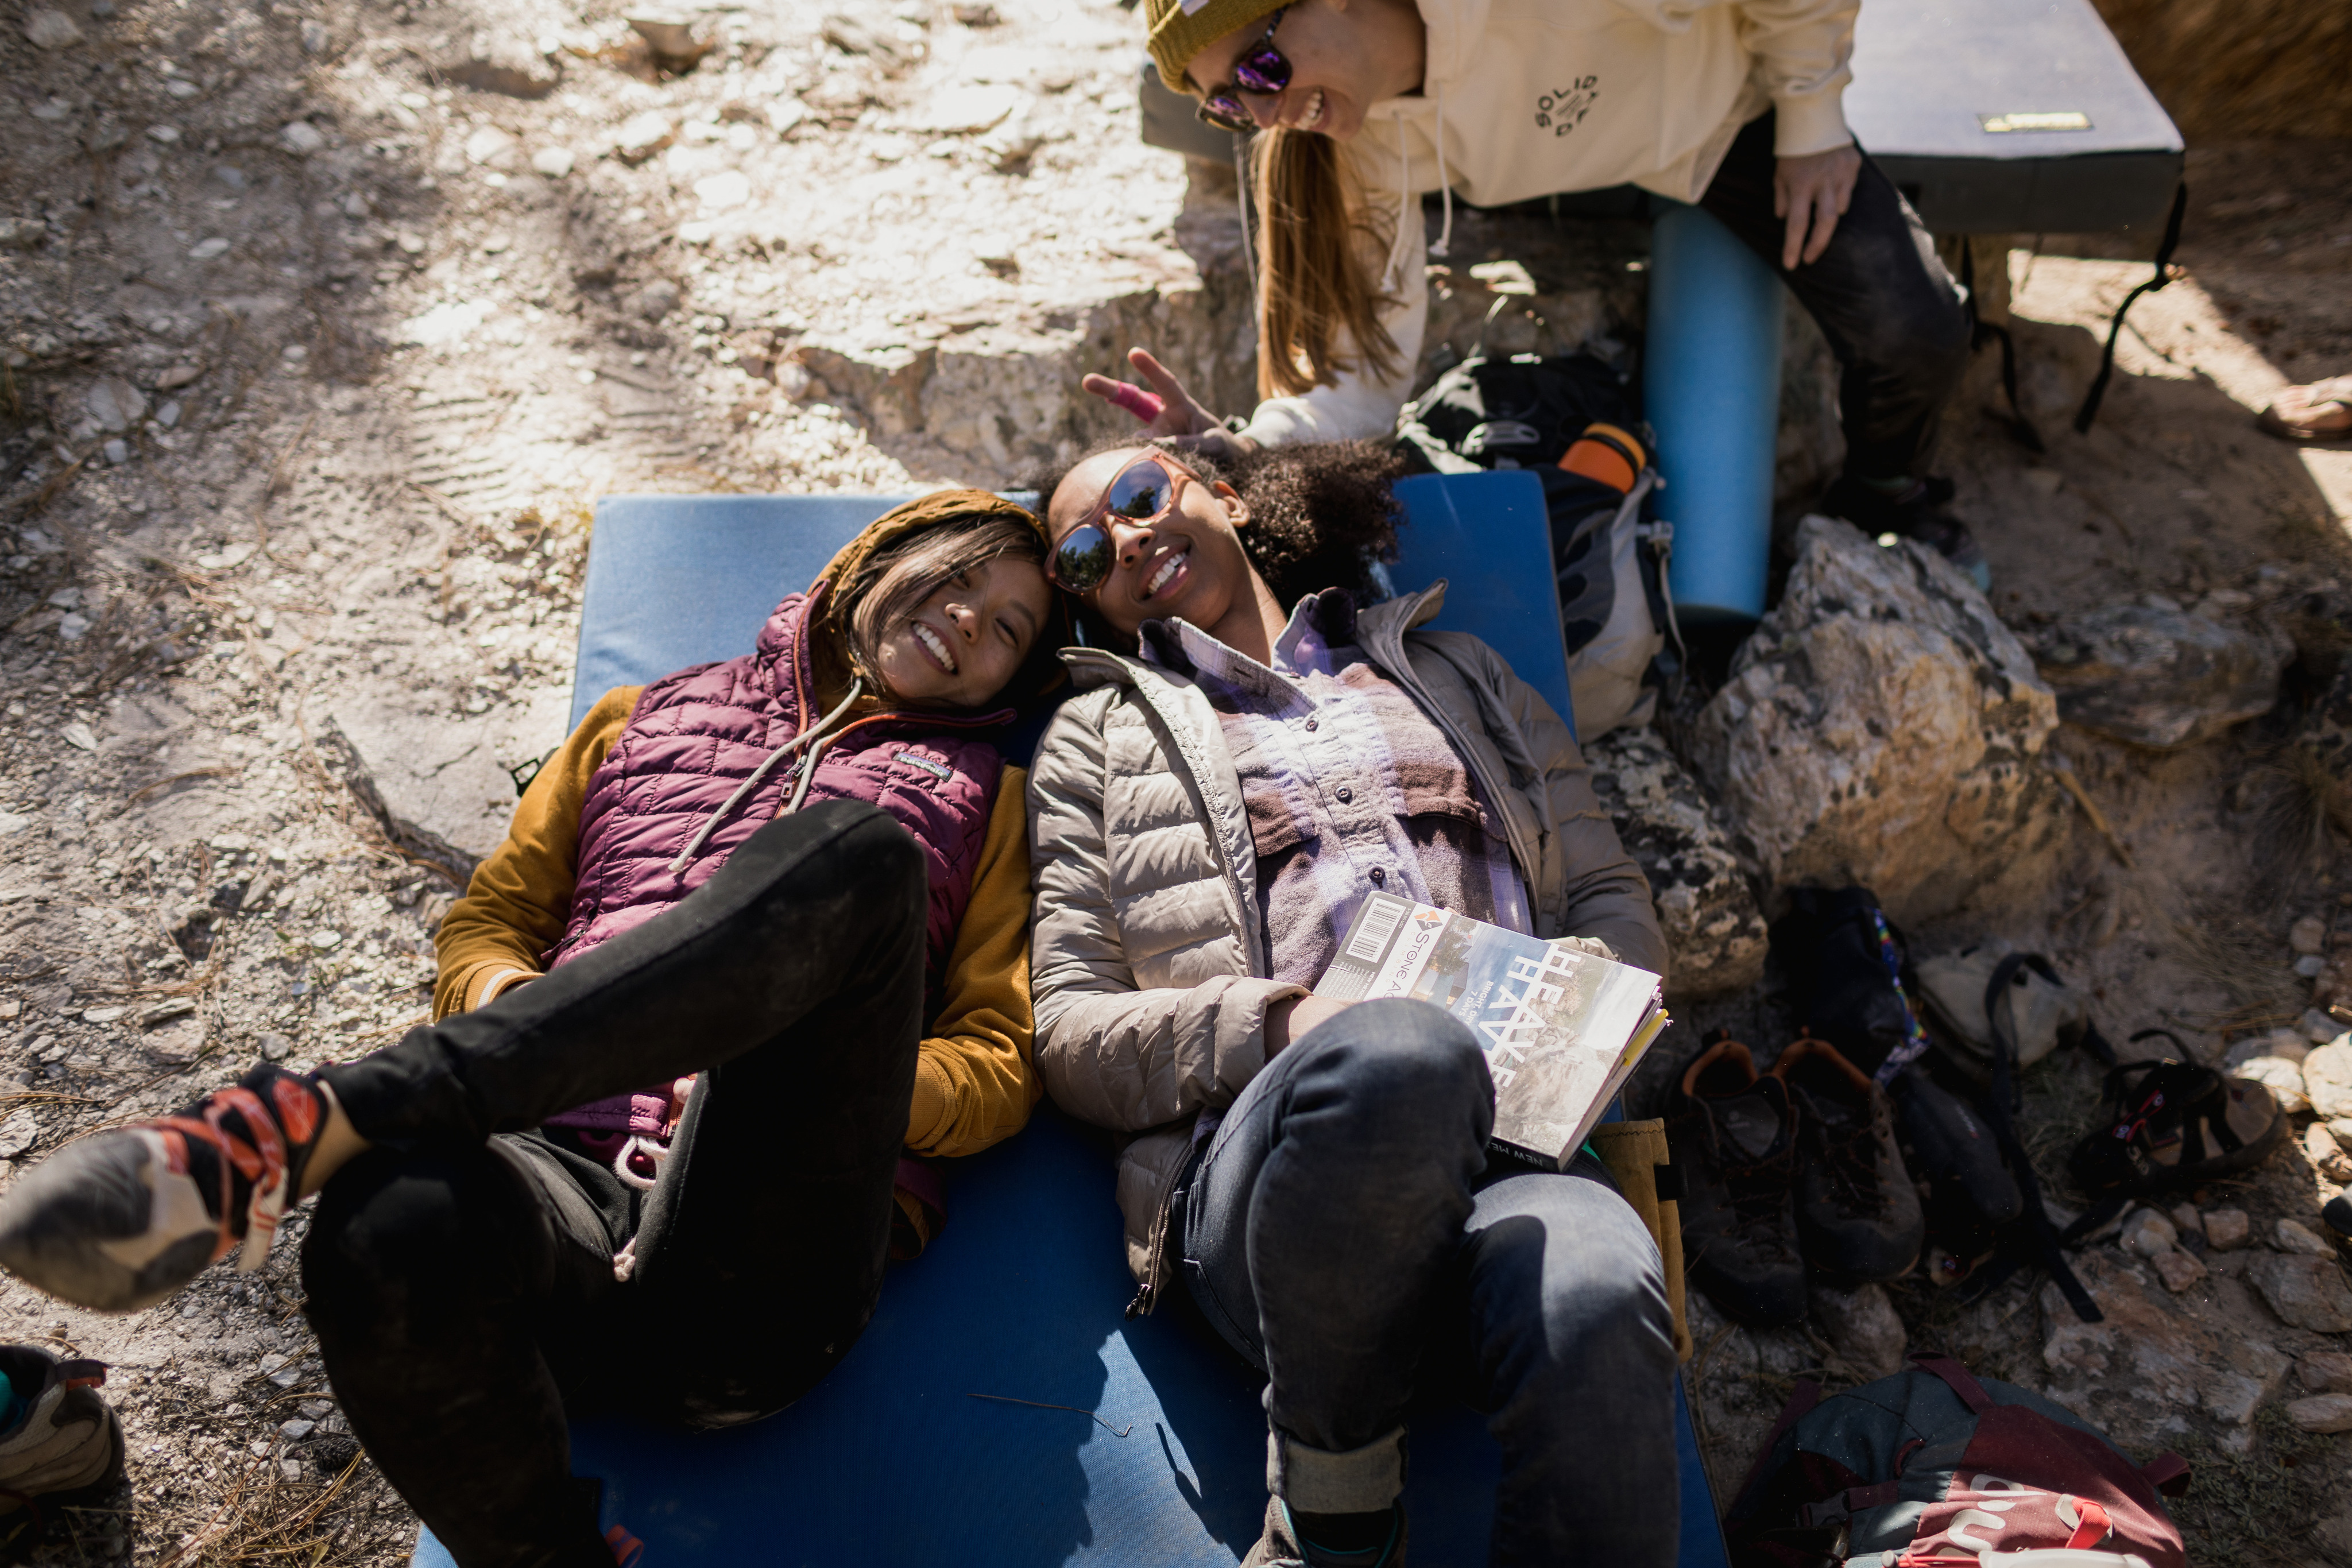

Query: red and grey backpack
1727;1356;2189;1568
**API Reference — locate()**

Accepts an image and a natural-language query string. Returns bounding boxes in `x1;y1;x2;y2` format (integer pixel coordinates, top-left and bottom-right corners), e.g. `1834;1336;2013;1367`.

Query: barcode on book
1345;896;1408;962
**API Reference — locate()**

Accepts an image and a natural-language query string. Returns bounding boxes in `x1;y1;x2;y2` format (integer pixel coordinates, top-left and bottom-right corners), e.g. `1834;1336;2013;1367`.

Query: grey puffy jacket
1026;584;1666;1308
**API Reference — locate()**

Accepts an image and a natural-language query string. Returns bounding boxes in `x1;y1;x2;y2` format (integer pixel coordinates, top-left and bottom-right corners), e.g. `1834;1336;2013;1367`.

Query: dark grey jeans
1699;110;1973;485
1181;999;1678;1567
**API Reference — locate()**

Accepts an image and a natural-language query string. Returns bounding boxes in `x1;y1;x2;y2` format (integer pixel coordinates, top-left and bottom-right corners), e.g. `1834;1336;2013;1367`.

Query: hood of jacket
800;487;1057;713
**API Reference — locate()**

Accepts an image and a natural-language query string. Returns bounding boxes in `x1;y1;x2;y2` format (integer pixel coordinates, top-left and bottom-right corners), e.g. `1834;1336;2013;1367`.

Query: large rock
320;688;572;880
2287;1392;2352;1433
2023;601;2288;750
783;199;1646;486
1583;726;1766;1000
1689;517;2065;924
2249;1253;2352;1334
2299;1350;2352;1392
2041;1249;2293;1447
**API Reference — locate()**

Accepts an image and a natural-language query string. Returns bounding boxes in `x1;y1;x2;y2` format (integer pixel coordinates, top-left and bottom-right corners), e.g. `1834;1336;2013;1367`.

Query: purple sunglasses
1196;6;1291;134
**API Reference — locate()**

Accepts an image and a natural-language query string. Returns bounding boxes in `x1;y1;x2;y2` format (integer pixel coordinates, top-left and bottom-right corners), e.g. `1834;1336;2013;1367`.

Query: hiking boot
1771;1035;1925;1283
0;1345;124;1530
0;1063;330;1313
1820;474;1991;591
1664;1035;1806;1327
1241;1496;1406;1568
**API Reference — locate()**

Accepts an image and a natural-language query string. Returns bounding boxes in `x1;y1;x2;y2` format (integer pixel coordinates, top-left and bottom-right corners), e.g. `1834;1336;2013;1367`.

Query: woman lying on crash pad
0;491;1060;1567
1024;438;1676;1567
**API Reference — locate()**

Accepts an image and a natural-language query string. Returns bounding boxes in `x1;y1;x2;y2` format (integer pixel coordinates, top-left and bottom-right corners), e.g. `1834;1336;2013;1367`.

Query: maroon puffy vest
543;583;1007;1156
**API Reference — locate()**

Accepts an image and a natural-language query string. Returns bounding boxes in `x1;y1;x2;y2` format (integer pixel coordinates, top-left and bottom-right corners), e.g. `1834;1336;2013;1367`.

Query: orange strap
2064;1497;2113;1550
151;1087;294;1263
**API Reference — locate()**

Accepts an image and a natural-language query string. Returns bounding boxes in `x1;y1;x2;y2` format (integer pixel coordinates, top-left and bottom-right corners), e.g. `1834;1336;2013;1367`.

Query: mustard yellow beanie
1141;0;1290;93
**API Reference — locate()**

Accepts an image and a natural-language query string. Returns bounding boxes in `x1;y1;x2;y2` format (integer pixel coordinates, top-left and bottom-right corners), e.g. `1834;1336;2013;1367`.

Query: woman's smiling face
1046;448;1256;641
868;556;1050;710
1183;0;1426;144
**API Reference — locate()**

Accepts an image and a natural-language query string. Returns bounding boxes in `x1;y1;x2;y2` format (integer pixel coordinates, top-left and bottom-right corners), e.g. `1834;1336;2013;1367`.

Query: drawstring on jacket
1382;86;1453;295
1384;116;1414;292
665;676;864;874
1432;84;1453;258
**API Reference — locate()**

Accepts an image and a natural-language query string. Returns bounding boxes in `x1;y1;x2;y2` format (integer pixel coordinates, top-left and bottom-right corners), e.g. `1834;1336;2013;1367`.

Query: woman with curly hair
1021;439;1676;1567
1036;436;1410;643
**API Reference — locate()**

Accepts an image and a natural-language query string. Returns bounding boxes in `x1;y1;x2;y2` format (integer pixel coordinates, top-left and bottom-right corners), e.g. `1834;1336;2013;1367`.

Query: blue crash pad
417;476;1724;1566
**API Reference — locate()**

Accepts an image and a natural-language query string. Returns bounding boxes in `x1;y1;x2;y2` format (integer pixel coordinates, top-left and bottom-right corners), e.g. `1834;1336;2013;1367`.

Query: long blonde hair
1252;129;1405;399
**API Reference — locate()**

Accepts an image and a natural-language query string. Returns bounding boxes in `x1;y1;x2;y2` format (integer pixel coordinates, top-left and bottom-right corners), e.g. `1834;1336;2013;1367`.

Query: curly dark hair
1026;436;1410;619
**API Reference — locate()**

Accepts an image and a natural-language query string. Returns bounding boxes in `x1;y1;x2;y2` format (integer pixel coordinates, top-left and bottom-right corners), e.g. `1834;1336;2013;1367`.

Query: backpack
1394;350;1680;739
1767;886;1929;1082
1726;1356;2189;1568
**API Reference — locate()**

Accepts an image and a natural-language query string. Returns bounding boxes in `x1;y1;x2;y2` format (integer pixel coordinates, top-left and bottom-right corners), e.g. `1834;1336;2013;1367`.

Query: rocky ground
2;0;2351;1561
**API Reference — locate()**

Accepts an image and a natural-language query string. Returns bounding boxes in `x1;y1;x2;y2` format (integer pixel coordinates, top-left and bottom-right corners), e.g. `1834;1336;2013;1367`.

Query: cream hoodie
1233;0;1858;450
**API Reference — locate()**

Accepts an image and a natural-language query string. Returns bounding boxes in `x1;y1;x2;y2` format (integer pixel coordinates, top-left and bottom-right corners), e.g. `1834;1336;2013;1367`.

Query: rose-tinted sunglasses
1196;6;1291;134
1048;452;1186;593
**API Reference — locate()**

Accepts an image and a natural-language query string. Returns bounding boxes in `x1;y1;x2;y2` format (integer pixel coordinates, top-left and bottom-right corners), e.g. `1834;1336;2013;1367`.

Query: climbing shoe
1665;1035;1806;1327
0;1345;123;1539
1889;1066;2021;1288
1242;1496;1406;1568
2066;1054;2285;1204
1770;1035;1925;1283
0;1064;330;1313
1821;474;1991;591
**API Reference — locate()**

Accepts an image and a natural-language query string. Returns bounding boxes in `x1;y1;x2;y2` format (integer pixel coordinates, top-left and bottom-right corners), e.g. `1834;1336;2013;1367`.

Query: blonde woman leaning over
1093;0;1987;584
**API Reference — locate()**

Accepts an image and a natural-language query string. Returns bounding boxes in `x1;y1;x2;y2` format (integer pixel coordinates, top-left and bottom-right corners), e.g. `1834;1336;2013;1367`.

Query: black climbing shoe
1665;1035;1806;1327
1820;474;1990;591
2066;1056;2285;1203
1890;1066;2021;1287
1770;1034;1925;1283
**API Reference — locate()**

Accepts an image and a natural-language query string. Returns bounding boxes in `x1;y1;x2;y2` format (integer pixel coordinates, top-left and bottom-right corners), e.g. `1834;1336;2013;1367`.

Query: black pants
301;803;927;1568
1698;110;1972;484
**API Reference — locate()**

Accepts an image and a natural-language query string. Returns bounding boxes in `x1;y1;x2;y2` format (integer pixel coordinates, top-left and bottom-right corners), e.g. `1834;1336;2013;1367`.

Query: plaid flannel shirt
1139;590;1531;989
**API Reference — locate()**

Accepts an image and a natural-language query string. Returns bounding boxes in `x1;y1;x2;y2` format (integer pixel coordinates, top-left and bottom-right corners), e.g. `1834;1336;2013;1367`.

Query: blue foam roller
1642;203;1784;625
